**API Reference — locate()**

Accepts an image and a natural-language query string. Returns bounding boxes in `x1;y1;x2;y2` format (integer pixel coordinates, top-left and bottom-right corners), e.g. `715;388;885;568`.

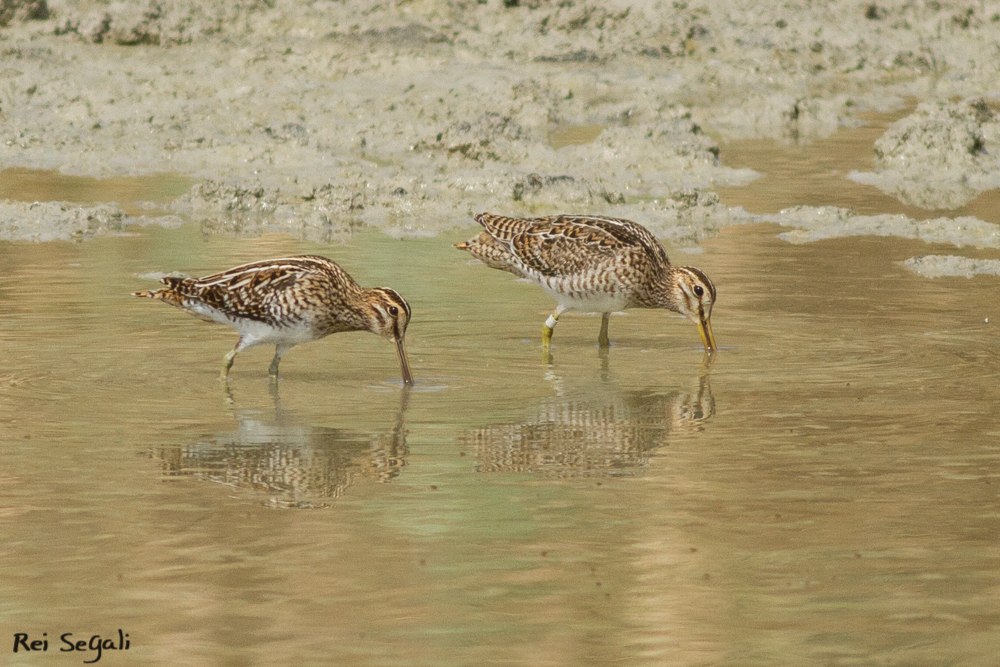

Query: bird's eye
693;285;704;297
389;306;399;316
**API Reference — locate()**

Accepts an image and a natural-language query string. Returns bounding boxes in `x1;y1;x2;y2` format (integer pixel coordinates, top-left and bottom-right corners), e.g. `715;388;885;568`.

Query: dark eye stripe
680;267;716;301
376;289;411;320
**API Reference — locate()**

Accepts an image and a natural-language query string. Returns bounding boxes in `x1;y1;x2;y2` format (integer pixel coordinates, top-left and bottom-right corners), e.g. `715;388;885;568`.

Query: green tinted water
2;177;1000;664
0;168;191;216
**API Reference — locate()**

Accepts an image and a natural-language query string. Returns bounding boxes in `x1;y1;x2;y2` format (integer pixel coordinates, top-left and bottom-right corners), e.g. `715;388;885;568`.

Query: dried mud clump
0;0;47;27
510;172;623;207
415;113;532;164
52;0;271;45
904;254;1000;278
773;205;1000;249
711;94;858;144
850;98;1000;209
0;199;127;242
172;179;365;244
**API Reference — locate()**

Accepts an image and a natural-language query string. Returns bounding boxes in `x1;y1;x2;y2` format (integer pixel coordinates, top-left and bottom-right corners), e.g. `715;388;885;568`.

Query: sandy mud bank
0;197;181;241
2;1;1000;255
849;98;1000;209
904;254;1000;278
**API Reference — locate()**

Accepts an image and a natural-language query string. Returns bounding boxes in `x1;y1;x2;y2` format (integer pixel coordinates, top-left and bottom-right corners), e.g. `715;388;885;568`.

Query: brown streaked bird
456;213;717;352
133;255;413;384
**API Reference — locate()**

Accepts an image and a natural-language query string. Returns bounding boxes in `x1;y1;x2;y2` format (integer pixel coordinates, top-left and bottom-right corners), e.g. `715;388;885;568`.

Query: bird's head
366;288;414;385
669;267;717;353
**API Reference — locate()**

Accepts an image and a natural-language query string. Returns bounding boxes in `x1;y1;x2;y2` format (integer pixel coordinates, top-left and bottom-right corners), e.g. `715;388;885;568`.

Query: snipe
134;255;414;383
457;213;716;352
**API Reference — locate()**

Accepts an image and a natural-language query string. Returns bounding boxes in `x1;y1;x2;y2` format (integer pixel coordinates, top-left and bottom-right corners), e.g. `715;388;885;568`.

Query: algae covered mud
4;1;1000;665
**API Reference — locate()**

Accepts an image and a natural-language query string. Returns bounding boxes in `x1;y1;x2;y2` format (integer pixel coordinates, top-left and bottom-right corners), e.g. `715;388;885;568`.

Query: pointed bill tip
698;316;717;354
395;336;414;386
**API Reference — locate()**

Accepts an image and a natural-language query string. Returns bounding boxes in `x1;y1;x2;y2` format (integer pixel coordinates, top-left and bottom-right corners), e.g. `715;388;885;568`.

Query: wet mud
2;1;1000;276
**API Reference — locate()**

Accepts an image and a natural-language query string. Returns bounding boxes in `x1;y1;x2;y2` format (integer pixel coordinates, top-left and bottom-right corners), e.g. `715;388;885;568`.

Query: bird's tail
132;286;186;307
454;240;472;250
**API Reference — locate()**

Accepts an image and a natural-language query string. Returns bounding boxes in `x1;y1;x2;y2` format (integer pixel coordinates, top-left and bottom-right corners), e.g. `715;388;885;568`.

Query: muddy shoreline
3;1;1000;272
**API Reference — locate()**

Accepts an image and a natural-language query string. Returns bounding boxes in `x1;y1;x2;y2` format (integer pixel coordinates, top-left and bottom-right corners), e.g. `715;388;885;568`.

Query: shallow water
0;168;192;217
4;140;1000;664
716;107;1000;226
3;220;1000;665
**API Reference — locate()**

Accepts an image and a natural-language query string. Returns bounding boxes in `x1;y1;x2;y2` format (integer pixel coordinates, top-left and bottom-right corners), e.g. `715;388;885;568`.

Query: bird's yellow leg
221;347;238;380
221;337;247;380
598;312;611;348
542;307;565;348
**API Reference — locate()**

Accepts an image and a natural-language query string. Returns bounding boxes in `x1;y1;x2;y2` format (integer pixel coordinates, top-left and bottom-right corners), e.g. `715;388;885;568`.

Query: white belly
540;284;629;313
187;301;318;348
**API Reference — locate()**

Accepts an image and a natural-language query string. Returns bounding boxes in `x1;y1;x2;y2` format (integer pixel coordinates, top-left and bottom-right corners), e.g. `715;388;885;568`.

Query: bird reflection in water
155;384;411;508
464;369;714;478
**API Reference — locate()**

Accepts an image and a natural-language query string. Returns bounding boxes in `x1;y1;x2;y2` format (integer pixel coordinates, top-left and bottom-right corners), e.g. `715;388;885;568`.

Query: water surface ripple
1;217;998;665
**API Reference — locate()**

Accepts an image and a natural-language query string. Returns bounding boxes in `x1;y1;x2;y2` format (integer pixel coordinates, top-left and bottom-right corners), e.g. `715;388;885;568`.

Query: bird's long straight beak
395;336;414;386
698;315;717;354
